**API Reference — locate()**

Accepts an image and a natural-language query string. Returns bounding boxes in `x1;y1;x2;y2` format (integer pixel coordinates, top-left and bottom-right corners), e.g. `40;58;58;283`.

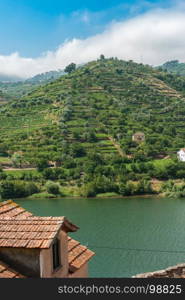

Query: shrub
0;171;7;180
0;181;15;199
45;181;60;195
0;180;40;199
81;183;97;197
36;159;49;172
25;182;40;196
119;182;135;196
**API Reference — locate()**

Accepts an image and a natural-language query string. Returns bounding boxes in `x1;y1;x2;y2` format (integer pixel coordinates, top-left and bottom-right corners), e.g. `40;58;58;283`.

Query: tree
70;144;86;158
36;158;49;172
100;54;105;60
0;181;15;199
64;63;76;74
11;153;24;168
81;182;97;197
25;182;39;196
45;181;60;195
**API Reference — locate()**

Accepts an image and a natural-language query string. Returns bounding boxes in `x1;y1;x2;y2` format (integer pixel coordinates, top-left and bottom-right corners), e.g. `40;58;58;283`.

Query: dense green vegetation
159;60;185;76
1;57;185;199
0;69;65;98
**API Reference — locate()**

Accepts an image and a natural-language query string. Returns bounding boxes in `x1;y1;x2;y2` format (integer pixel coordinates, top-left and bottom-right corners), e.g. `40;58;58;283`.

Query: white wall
177;151;185;162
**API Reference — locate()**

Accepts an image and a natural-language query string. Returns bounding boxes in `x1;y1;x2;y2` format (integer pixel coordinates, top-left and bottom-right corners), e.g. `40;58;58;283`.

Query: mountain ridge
159;60;185;76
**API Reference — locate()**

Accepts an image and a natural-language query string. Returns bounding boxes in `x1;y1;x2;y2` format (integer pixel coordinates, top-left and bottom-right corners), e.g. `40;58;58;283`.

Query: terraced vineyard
1;58;185;198
1;58;185;161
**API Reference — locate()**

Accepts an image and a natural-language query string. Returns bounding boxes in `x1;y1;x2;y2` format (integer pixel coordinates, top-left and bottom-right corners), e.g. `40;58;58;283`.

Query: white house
177;148;185;162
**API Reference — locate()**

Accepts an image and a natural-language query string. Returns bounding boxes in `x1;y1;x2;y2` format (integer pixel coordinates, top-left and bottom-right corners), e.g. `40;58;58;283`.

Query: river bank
25;191;162;200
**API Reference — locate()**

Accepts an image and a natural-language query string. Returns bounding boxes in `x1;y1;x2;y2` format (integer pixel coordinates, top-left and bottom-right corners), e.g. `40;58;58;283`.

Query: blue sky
0;0;172;57
0;0;185;79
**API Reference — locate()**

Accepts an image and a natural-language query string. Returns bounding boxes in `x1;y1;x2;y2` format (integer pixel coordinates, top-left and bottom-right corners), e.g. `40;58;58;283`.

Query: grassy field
0;157;11;163
4;169;41;178
153;159;174;169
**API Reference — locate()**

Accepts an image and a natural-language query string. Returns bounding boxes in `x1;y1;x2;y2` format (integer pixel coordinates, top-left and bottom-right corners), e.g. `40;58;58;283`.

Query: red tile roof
0;218;65;248
68;237;95;272
0;261;25;278
0;200;33;219
0;200;79;233
0;200;95;277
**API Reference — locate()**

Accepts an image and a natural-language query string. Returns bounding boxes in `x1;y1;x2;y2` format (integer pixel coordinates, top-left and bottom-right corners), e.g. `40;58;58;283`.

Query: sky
0;0;185;79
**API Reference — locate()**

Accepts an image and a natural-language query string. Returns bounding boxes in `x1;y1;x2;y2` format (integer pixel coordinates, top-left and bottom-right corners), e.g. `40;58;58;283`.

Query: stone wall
133;263;185;278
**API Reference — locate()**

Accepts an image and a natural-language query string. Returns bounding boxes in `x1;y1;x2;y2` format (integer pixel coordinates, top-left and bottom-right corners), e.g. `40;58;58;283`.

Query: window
52;238;61;270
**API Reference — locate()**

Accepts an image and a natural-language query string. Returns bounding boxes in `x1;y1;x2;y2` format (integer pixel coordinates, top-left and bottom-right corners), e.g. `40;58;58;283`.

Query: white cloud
1;5;185;79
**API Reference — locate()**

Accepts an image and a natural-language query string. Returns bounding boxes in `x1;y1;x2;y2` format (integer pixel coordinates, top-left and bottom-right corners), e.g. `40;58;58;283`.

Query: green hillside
0;69;65;98
0;90;11;104
159;60;185;76
26;69;65;84
1;57;185;198
0;81;39;99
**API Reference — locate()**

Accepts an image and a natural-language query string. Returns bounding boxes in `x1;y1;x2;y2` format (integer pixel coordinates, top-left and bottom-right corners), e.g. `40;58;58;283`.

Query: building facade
132;132;145;143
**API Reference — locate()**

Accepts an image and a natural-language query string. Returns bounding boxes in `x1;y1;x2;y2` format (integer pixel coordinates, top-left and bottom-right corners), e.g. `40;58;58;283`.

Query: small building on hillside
0;200;95;278
132;132;145;143
177;148;185;162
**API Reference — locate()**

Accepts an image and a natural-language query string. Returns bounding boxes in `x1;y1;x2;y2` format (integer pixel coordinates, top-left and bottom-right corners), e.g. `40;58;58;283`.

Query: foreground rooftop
0;200;95;278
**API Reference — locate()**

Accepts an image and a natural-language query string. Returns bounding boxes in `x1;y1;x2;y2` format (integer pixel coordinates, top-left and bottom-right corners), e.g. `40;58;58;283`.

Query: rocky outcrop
133;263;185;278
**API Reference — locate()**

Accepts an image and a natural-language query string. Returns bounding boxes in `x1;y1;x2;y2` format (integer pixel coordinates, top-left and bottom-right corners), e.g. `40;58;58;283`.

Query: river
15;196;185;277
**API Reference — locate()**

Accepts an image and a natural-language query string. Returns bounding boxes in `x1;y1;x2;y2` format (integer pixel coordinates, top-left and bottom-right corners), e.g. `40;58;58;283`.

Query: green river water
15;196;185;277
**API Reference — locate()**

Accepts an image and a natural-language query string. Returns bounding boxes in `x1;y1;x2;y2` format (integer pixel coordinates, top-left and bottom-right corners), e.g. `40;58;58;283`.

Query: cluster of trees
0;181;39;199
161;180;185;198
1;155;185;199
0;178;62;199
81;177;154;197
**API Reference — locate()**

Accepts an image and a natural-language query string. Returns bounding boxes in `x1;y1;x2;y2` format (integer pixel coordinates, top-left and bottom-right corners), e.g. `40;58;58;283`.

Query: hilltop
26;69;65;84
159;60;185;76
1;57;185;199
0;90;11;105
0;69;65;98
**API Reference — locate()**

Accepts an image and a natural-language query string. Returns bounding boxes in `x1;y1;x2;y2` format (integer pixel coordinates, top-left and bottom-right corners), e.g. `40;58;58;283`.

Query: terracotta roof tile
0;270;16;278
0;201;30;219
70;249;95;270
0;219;63;249
68;245;87;263
26;240;43;248
11;240;29;248
68;239;80;252
0;264;6;272
0;201;95;277
40;239;53;248
68;237;95;272
0;260;25;278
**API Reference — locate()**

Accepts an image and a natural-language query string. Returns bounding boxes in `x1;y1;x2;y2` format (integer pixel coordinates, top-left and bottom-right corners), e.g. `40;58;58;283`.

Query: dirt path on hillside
2;167;36;171
108;136;124;157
